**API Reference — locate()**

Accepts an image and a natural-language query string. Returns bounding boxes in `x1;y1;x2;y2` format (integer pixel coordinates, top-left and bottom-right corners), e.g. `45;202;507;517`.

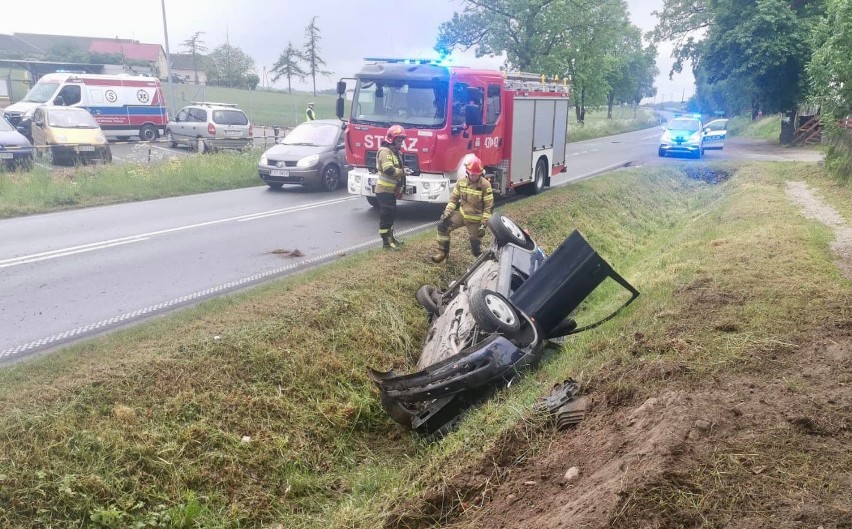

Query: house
169;53;207;85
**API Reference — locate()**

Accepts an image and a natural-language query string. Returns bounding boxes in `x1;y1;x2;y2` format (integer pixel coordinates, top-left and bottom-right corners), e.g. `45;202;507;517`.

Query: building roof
0;34;43;56
170;53;202;70
89;41;164;62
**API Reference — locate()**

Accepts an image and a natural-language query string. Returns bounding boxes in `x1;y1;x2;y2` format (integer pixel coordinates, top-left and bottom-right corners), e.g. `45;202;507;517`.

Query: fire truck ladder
503;72;571;95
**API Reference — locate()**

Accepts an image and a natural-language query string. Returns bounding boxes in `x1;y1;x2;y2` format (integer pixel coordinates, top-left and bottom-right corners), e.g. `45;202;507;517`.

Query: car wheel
320;164;341;192
366;196;379;208
103;149;113;164
167;132;177;148
519;157;547;195
139;124;158;142
196;138;207;154
18;155;34;171
470;289;521;335
415;285;442;315
489;212;535;250
267;183;283;190
658;147;665;157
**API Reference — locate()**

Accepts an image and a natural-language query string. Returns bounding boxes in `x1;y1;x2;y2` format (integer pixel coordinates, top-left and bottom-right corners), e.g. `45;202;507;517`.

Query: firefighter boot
389;228;405;247
381;232;401;250
470;238;482;257
430;241;450;263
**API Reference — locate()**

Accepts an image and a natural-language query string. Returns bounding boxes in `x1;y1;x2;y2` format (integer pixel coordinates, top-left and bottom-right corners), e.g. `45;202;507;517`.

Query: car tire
320;164;341;192
196;138;207;154
518;157;547;196
489;212;535;250
470;288;521;335
103;149;113;164
415;285;442;315
366;196;379;208
167;132;177;148
658;147;665;157
139;124;158;142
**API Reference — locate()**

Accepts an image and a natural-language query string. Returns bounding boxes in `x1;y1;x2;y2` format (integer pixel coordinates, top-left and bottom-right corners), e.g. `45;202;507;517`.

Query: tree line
651;0;850;179
435;0;659;124
179;17;330;94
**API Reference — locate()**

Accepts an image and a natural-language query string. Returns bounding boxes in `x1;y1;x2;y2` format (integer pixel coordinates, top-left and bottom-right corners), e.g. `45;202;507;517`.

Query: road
0;126;814;362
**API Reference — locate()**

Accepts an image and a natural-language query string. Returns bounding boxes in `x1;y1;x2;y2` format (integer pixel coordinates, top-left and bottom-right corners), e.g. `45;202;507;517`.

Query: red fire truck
335;58;570;206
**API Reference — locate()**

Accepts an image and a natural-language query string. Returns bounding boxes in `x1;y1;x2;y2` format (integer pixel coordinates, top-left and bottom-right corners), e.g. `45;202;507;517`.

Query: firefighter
375;124;408;250
431;155;493;263
305;102;316;121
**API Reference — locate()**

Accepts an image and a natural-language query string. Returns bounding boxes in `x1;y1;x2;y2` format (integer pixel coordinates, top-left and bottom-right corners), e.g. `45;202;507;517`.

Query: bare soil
386;277;851;529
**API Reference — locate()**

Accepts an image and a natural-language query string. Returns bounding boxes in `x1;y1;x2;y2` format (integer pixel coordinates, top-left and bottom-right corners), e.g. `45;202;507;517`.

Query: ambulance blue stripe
85;106;166;116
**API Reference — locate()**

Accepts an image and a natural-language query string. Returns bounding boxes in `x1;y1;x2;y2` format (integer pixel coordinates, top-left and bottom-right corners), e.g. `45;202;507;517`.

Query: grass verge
0;150;261;218
727;114;782;142
0;159;849;528
568;106;659;142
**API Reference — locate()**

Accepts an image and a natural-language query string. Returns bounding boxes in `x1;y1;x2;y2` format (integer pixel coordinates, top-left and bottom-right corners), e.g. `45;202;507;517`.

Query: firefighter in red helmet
431;155;493;263
374;124;409;249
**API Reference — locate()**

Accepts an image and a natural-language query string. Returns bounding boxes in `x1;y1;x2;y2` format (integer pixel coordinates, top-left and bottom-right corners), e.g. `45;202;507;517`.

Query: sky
0;0;695;102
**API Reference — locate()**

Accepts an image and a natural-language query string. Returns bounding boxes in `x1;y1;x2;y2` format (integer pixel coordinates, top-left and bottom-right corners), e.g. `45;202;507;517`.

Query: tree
180;31;208;85
435;0;599;72
302;16;331;96
271;41;307;94
648;0;712;77
808;0;852;180
205;43;256;88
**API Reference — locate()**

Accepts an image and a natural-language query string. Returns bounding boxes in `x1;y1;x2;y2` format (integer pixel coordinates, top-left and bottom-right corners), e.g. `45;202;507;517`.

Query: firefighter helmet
384;124;407;143
465;156;485;177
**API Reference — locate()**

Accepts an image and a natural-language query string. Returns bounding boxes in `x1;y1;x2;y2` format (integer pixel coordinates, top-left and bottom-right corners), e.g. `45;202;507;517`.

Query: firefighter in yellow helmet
431;155;493;263
375;124;409;250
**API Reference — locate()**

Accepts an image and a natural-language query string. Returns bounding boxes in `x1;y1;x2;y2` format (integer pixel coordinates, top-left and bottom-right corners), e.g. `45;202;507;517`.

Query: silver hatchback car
166;102;252;153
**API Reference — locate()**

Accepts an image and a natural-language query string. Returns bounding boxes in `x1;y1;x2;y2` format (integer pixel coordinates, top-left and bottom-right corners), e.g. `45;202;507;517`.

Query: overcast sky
0;0;695;101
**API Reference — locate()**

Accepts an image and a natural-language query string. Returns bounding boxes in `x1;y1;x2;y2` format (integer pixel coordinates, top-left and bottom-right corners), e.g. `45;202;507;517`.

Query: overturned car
369;212;640;438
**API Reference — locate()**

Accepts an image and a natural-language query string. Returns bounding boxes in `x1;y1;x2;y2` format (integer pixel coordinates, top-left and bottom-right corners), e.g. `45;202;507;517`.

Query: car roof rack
189;101;239;108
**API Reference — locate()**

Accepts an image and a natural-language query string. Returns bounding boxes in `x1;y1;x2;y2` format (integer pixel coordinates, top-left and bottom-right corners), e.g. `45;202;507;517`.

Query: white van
3;73;168;141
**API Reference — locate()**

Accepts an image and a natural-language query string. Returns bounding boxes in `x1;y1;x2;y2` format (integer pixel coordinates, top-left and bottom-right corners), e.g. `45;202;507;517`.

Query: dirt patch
414;334;850;529
683;166;733;184
270;248;304;258
786;181;852;279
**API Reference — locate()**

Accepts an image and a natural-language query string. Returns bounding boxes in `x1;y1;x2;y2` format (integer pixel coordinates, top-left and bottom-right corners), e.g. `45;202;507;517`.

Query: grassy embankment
1;157;849;527
567;106;659;142
0;151;260;218
727;113;783;141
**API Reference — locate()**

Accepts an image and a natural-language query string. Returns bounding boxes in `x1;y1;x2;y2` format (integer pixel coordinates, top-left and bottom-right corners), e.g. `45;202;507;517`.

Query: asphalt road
0;126;815;362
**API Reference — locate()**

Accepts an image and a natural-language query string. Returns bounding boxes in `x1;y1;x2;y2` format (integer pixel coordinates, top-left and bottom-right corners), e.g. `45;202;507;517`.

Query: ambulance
3;73;168;141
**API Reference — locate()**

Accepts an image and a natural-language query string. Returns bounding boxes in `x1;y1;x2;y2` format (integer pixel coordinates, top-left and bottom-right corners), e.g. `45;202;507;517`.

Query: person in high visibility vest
305;102;316;121
431;155;493;263
375;124;409;250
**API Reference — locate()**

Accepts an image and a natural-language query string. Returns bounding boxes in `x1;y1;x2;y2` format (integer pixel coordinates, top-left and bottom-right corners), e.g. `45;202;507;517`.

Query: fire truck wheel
366;196;379;208
519;157;547;196
489;212;535;250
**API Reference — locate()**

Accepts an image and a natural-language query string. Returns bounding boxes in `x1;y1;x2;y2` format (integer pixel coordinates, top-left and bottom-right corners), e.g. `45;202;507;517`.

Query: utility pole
160;0;176;119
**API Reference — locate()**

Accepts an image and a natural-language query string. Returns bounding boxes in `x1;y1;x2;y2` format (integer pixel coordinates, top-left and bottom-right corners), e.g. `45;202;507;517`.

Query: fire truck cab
336;58;570;206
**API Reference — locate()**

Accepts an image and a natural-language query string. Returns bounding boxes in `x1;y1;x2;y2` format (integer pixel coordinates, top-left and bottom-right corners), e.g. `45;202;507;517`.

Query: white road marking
0;196;359;269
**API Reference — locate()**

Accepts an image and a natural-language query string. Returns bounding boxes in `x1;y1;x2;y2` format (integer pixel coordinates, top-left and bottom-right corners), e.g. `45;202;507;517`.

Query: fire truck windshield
351;79;447;128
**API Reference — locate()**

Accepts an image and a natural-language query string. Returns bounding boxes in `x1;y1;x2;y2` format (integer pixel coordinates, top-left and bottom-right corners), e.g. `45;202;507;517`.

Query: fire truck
335;58;570;206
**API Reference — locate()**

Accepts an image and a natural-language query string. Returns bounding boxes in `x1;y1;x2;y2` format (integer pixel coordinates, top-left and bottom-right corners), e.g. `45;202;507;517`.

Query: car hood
263;143;329;160
3;101;40;115
0;130;32;148
665;129;699;138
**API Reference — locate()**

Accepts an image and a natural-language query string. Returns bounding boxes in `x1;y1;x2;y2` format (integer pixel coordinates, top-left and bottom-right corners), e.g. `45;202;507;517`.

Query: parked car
369;212;640;438
658;116;705;158
166;102;252;153
30;106;111;165
257;119;350;192
702;119;728;150
0;116;35;171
